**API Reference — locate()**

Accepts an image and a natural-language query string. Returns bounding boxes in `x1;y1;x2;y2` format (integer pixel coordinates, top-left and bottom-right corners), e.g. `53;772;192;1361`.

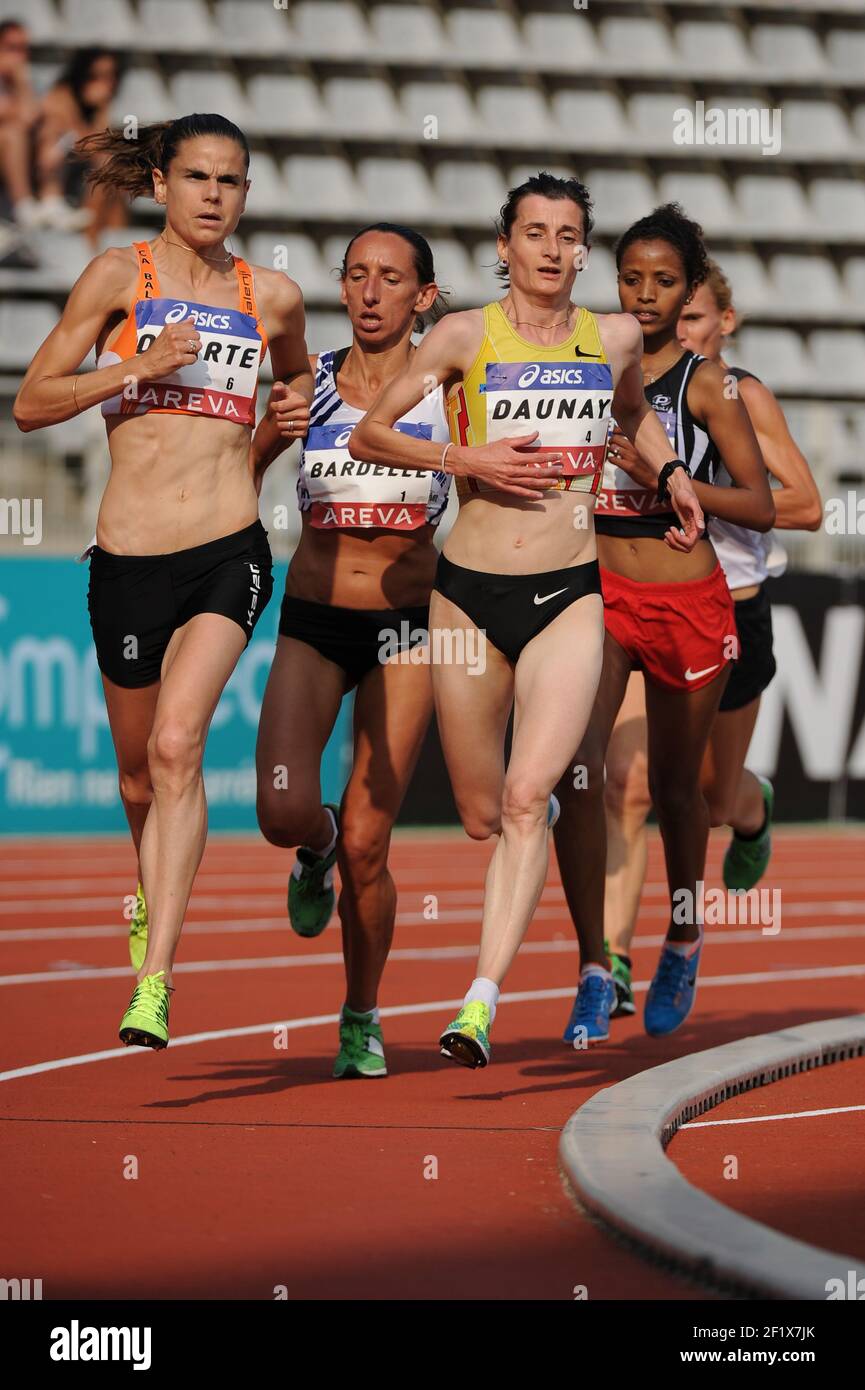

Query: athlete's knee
649;770;702;824
118;766;153;809
457;793;501;841
339;815;391;879
256;784;314;848
604;749;650;822
702;782;730;829
501;775;548;831
147;719;203;786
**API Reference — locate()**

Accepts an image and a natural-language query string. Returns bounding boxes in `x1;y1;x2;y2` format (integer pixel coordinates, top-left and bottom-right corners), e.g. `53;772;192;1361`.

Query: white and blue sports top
709;368;788;590
297;347;451;530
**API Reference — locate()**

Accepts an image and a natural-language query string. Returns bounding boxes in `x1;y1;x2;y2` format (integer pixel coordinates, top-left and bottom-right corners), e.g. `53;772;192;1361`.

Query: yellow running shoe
439;1000;491;1069
128;882;148;972
119;972;170;1049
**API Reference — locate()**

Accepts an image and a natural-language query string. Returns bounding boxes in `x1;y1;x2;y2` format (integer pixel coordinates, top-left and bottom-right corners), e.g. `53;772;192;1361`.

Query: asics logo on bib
518;365;584;388
518;363;542;387
165;302;232;331
334;426;353;448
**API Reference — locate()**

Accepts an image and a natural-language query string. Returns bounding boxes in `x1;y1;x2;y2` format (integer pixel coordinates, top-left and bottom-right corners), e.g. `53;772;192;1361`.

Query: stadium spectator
35;48;124;237
0;18;40;239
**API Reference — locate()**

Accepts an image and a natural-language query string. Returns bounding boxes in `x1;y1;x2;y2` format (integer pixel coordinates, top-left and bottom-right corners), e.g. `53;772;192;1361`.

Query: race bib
301;420;440;529
596;409;678;519
483;361;613;494
101;297;261;422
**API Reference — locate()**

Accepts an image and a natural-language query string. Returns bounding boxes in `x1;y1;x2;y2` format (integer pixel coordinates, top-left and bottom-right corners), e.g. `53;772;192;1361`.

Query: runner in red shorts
554;204;775;1042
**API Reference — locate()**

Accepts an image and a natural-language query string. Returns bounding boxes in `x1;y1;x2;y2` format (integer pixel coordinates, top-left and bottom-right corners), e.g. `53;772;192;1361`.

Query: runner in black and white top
253;223;450;1079
600;259;822;1019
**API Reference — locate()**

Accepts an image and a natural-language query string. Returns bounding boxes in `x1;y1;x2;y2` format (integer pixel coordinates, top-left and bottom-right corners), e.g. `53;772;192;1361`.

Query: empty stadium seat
305;311;354;355
61;0;140;46
292;1;371;55
599;15;673;73
356;156;433;220
574;243;618;312
825;27;865;81
246;74;325;137
673;20;753;78
434;159;507;223
34;230;91;286
750;23;827;77
169;71;251;130
583;169;656;234
852;105;865;149
732;327;811;389
213;0;292;55
370;4;446;62
426;237;477;305
471;239;506;304
0;302;59;368
810;330;865;392
656;171;735;234
736;175;810;235
138;0;212;50
810;178;865;238
551;90;631;153
476;85;553;148
770;254;842;315
627;91;695;149
524;11;600;70
446;7;522;66
247;233;336;302
322;77;402;139
781;100;854;156
842;257;865;305
282;154;362;218
112;67;171;127
710;250;771;314
244;152;291;217
400;80;478;144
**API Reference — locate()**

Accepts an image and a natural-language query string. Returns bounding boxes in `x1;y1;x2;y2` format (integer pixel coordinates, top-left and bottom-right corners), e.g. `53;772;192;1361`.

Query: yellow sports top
446;300;613;499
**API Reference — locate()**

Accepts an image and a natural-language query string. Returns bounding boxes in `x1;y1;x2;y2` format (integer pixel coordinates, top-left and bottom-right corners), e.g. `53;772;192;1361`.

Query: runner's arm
249;278;313;488
688;362;776;531
349;312;565;499
737;377;822;531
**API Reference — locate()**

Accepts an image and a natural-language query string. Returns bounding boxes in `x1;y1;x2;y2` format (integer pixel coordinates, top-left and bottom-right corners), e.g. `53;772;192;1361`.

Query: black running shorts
278;593;430;689
87;520;273;688
719;582;777;713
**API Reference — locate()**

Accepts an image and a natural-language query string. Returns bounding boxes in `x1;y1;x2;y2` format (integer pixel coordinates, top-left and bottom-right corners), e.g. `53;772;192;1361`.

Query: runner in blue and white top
251;223;451;1081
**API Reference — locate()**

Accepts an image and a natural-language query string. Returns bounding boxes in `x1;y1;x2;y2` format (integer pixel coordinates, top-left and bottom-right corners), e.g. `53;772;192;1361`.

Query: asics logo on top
165;302;232;331
518;363;541;387
684;663;720;681
334;426;354;448
534;587;568;606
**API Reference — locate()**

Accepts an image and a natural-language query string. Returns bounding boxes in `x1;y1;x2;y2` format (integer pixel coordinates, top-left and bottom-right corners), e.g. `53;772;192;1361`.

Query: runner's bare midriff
97;411;258;554
443;488;598;575
598;532;716;583
287;516;438;608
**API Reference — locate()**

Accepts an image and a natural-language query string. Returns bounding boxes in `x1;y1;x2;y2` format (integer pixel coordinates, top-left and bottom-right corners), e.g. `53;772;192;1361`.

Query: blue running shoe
547;793;560;829
561;971;616;1046
644;939;702;1037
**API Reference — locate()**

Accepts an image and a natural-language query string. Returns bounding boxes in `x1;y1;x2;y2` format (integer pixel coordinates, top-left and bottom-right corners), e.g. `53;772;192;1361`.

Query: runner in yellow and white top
351;172;704;1067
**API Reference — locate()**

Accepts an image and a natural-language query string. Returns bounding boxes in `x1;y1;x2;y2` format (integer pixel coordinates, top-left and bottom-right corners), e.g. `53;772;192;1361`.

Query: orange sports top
97;241;267;427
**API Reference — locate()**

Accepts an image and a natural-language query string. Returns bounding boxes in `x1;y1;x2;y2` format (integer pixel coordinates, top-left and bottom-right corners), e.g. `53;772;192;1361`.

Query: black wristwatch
657;459;690;504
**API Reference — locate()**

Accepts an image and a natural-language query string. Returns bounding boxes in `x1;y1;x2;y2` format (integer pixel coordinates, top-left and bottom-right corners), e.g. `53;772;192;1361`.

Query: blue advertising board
0;558;352;834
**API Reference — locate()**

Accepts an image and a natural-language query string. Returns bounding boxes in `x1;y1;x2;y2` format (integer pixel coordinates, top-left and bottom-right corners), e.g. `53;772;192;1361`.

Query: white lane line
3;908;865;946
682;1103;865;1129
3;969;865;1085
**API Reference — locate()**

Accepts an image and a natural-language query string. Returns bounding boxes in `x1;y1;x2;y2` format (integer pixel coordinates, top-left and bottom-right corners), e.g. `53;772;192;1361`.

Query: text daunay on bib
480;360;612;495
300;421;446;530
100;298;262;422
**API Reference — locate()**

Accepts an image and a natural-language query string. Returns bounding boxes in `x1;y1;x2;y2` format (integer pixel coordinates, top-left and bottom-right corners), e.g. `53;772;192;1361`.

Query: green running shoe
288;804;339;939
440;1000;491;1069
128;881;148;972
333;1006;387;1079
119;971;170;1050
723;777;774;891
604;940;636;1018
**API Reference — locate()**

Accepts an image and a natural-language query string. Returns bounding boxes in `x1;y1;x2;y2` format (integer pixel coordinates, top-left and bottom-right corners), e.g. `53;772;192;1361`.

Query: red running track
0;828;863;1300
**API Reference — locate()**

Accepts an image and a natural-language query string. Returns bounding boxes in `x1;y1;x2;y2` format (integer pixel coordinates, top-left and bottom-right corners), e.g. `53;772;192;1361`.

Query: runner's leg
701;696;764;833
101;676;158;864
603;671;650;958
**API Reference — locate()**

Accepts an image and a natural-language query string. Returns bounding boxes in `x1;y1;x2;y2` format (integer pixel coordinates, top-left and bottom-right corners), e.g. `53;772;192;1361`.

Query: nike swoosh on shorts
684;663;720;681
534;587;568;606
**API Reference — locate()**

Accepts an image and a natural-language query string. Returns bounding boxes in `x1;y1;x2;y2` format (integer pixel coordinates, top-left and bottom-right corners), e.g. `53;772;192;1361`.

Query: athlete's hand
607;429;655;488
665;468;705;553
268;380;310;440
455;434;564;500
136;317;201;380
